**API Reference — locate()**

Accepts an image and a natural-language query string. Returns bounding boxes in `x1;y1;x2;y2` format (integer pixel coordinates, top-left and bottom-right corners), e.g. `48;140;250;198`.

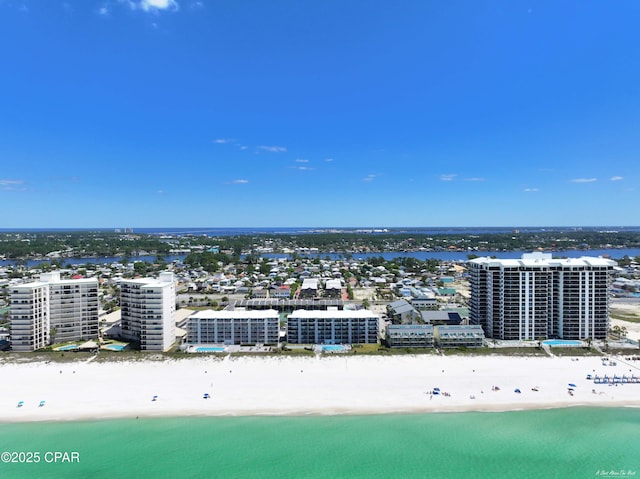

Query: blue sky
1;0;639;228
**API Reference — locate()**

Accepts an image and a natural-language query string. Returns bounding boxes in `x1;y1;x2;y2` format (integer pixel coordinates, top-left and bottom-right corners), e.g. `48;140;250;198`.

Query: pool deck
185;344;273;353
543;340;584;347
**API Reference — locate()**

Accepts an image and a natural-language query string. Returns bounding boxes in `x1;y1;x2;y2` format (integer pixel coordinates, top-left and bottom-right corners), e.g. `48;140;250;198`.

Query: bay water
0;407;638;479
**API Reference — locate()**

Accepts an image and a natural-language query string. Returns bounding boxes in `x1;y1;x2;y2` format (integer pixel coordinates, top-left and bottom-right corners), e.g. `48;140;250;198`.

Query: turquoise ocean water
0;408;638;479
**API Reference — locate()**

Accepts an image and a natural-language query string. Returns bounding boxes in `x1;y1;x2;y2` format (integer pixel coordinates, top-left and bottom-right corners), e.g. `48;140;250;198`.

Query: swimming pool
321;345;348;352
195;347;225;352
103;344;126;351
56;345;79;351
543;340;582;347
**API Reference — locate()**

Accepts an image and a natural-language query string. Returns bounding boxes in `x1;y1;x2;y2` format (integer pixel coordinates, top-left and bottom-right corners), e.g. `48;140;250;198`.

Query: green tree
133;262;148;276
259;262;271;275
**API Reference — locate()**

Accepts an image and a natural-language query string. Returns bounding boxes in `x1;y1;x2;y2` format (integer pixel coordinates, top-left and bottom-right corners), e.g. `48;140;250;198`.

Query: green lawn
548;347;602;357
441;347;548;356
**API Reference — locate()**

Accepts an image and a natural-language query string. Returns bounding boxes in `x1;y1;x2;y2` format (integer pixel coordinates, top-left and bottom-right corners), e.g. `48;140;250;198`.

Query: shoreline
2;404;640;425
2;354;639;423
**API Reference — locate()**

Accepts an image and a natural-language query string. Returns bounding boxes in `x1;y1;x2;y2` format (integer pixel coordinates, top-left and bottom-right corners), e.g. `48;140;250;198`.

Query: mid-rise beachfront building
186;309;279;345
9;272;99;352
434;325;485;348
386;324;434;348
287;309;379;344
119;272;176;351
468;253;616;340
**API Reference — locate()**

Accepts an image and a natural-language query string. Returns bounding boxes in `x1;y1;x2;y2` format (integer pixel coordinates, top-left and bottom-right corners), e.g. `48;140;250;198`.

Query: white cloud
291;166;314;171
227;179;249;184
610;176;624;181
295;159;309;163
570;178;597;183
363;174;377;182
98;5;109;15
464;177;485;182
523;188;540;192
325;158;334;162
118;0;179;12
0;2;29;12
0;179;26;191
258;145;287;153
214;138;234;144
140;0;179;11
440;174;457;182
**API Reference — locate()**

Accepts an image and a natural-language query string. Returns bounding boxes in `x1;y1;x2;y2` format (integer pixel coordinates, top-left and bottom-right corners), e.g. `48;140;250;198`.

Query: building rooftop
288;309;378;319
469;253;616;268
190;309;279;319
387;324;434;331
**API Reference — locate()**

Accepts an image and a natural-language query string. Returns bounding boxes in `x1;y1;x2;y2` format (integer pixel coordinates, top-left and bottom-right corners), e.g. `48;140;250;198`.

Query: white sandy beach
1;354;639;422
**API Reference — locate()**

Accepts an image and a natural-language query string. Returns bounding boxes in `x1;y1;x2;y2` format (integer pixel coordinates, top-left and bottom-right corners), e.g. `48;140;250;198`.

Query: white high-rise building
10;272;99;352
10;281;50;352
119;272;176;351
468;253;616;340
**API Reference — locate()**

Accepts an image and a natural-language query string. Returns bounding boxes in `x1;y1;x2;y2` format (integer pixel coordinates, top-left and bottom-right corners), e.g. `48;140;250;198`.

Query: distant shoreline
3;248;640;268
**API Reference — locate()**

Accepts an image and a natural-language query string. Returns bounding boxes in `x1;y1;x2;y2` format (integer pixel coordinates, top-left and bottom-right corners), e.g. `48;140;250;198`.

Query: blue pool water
196;347;225;352
321;345;347;352
543;340;582;347
56;345;79;351
104;344;126;351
